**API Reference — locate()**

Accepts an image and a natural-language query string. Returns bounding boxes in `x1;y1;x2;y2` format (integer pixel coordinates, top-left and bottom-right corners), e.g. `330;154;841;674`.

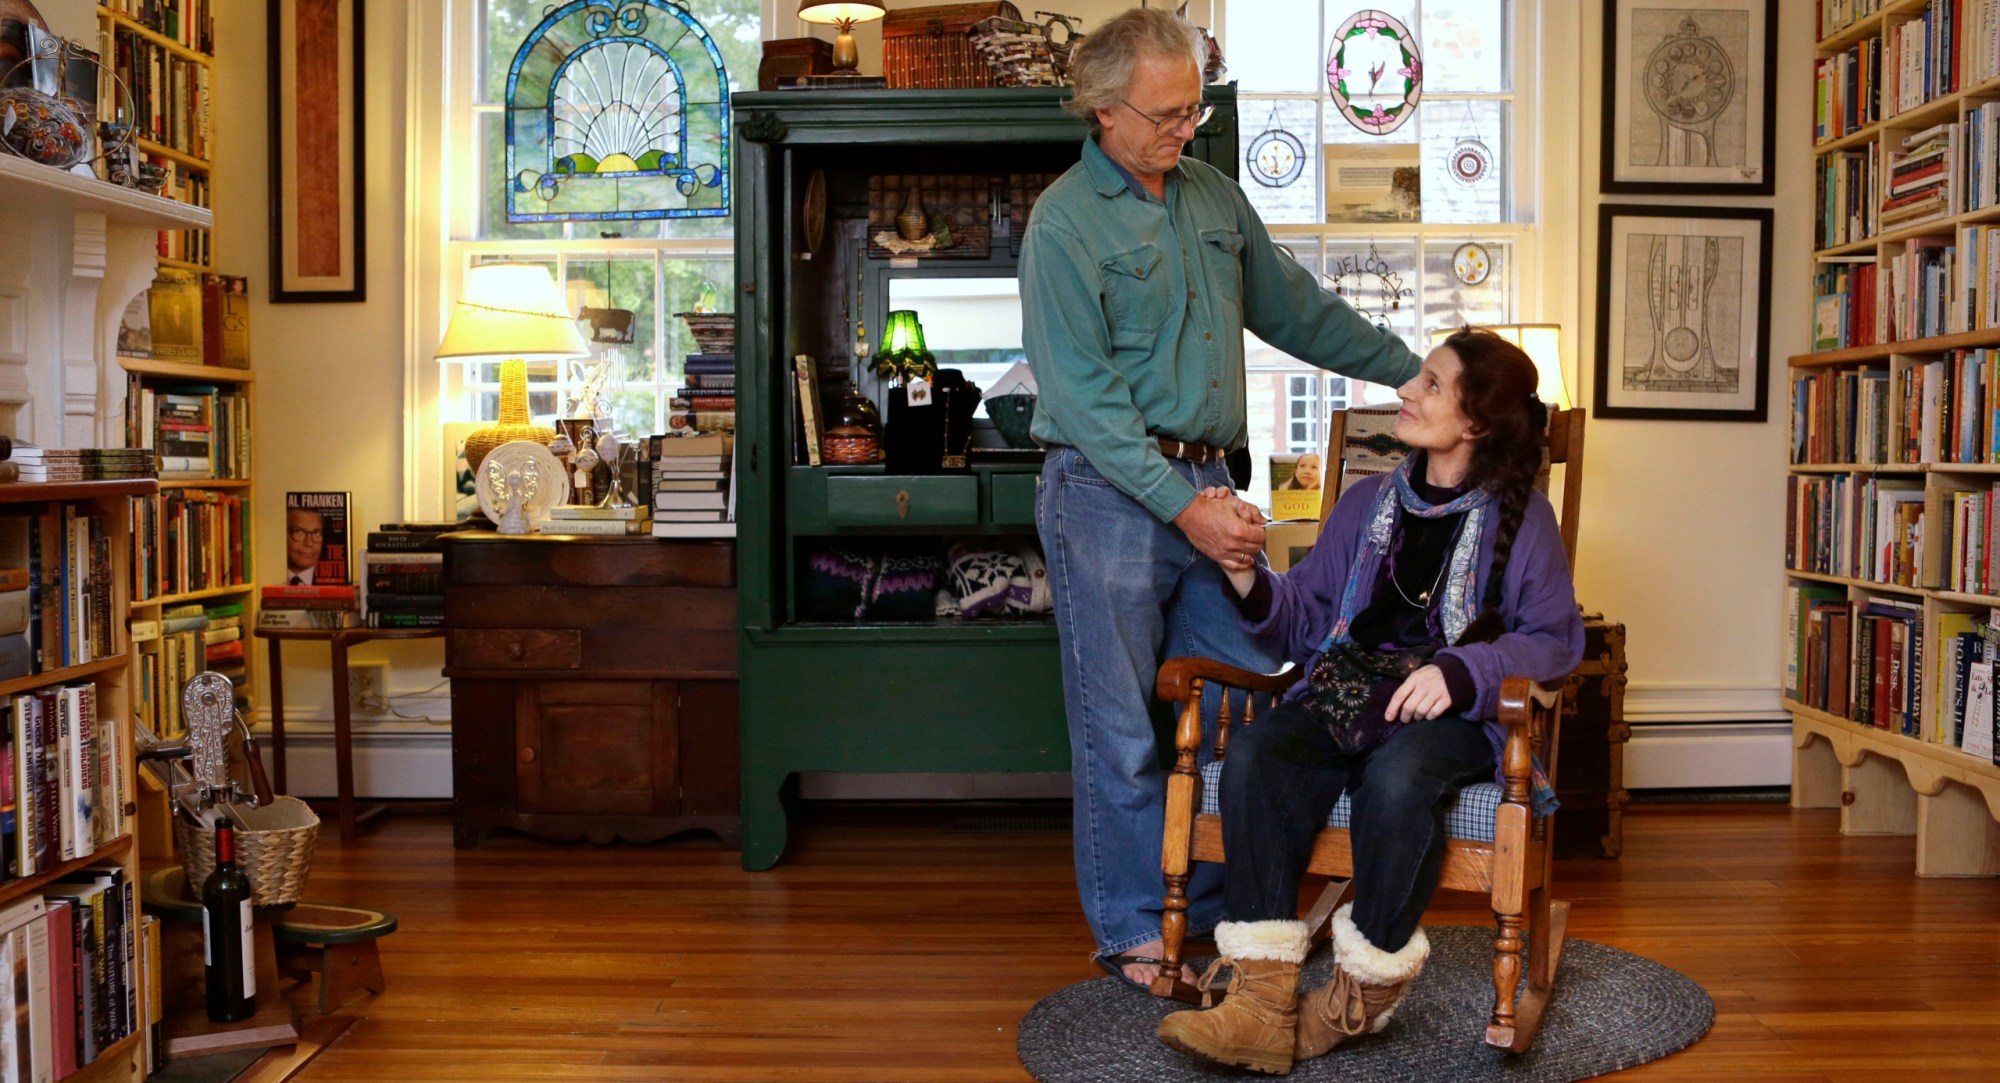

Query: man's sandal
1090;950;1206;1002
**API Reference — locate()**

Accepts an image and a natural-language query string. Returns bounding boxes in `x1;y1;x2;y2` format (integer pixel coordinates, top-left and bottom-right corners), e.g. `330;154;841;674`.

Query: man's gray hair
1061;8;1207;129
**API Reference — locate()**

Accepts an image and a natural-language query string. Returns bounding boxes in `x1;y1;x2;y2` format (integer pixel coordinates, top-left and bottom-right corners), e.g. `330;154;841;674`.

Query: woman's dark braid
1442;327;1544;647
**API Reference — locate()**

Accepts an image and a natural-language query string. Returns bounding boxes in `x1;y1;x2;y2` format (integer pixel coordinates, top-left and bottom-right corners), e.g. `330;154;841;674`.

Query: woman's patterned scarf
1320;454;1491;652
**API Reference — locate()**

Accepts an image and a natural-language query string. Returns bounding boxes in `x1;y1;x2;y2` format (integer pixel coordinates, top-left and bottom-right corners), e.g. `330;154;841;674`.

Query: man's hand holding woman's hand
1179;486;1266;596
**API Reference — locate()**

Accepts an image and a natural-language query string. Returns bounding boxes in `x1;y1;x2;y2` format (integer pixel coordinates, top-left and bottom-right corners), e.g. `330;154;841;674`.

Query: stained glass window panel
1421;239;1510;332
1421;0;1509;93
504;0;732;223
1322;3;1421;144
1420;100;1507;223
480;114;567;241
1240;98;1320;225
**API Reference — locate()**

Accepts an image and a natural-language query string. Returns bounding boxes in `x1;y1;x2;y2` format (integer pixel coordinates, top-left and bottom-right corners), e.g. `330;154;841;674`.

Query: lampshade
796;0;885;25
1430;323;1569;411
435;263;591;363
881;309;927;355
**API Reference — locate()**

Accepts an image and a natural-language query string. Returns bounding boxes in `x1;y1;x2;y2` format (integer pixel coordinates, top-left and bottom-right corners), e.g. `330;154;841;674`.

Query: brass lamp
796;0;885;74
435;263;591;470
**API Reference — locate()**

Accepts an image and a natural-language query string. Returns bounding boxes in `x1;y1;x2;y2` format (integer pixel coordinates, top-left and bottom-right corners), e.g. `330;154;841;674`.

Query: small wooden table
253;625;445;842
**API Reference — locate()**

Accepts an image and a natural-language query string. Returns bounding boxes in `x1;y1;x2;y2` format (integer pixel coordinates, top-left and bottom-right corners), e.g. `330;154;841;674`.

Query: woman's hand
1385;665;1452;723
1195;486;1262;596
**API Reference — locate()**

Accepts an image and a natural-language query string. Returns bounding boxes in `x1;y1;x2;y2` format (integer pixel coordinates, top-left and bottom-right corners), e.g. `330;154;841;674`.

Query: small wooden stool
144;867;398;1015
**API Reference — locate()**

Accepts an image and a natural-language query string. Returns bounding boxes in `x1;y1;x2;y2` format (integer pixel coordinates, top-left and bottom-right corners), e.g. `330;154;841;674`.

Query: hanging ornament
1451;242;1492;286
1326;9;1423;137
1246;102;1306;189
1447;102;1492;188
1325;241;1412;331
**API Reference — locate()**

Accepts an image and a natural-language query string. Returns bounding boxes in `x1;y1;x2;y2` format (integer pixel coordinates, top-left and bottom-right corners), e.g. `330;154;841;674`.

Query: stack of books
646;433;734;538
670;352;736;433
258;583;358;630
124;382;250;479
9;447;157;482
362;522;455;627
536;504;653;536
1882;122;1958;231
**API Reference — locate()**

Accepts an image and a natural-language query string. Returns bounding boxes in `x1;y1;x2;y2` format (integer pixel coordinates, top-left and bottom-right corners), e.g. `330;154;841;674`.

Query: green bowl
987;393;1038;448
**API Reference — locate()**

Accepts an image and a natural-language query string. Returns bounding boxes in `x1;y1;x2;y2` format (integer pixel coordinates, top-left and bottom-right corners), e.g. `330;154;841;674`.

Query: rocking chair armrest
1155;657;1300;705
1495;675;1562;802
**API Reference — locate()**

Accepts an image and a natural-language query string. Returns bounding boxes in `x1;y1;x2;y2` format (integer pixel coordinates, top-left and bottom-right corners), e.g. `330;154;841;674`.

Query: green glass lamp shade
873;309;935;383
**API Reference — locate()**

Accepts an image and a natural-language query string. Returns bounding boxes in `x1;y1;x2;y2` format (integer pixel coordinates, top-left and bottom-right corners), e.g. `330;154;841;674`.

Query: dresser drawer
988;472;1039;525
825;474;979;527
449;628;582;670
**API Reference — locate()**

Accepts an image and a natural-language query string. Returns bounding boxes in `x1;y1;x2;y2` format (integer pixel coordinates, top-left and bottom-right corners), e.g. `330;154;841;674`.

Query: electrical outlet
348;661;389;713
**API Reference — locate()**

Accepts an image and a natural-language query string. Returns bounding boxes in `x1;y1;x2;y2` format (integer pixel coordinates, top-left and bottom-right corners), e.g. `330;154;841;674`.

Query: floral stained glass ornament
1246;103;1306;188
505;0;732;223
1327;9;1423;137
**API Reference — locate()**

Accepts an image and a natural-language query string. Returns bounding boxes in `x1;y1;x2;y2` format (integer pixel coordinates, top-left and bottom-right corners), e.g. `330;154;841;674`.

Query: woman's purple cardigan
1242;472;1585;771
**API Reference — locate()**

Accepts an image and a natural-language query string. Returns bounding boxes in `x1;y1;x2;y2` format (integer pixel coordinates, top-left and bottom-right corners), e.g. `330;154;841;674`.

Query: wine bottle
202;817;256;1022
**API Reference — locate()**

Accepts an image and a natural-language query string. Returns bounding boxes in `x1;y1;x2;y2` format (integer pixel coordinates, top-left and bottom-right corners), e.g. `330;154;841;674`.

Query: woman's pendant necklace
1393;555;1449;609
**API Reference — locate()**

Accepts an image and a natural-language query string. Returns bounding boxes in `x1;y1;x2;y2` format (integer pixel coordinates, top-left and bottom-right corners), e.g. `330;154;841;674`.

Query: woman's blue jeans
1220;699;1496;952
1036;446;1281;957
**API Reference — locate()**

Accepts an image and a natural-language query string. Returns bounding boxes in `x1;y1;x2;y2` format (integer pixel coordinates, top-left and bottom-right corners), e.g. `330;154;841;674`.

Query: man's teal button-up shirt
1020;136;1423;523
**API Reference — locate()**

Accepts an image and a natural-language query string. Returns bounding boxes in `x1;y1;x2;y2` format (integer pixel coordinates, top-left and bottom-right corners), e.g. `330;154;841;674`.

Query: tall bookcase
1789;0;2000;875
0;480;155;1083
97;0;215;271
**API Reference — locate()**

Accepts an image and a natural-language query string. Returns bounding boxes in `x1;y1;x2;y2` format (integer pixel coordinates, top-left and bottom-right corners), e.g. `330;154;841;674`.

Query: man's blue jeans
1036;446;1281;957
1220;700;1497;952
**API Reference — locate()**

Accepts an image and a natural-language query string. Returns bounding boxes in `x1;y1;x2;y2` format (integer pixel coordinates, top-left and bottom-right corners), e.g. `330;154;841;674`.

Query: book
199;273;250;367
650;520;737;538
534;518;651;536
0;895;52;1083
794;354;823;467
1268;452;1324;521
255;608;361;630
284;491;353;587
114;291;151;359
145;268;202;361
542;505;645;520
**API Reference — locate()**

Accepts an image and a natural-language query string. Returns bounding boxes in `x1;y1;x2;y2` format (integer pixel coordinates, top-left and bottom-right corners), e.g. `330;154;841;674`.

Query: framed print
1600;0;1776;195
268;0;365;302
1594;204;1771;421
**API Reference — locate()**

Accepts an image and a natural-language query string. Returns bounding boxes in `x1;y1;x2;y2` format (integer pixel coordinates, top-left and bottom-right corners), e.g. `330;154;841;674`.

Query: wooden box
1554;613;1630;858
759;37;832;90
881;2;1019;89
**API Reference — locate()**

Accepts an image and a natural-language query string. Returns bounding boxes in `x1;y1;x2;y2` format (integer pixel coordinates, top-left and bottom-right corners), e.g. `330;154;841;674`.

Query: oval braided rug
1017;926;1712;1082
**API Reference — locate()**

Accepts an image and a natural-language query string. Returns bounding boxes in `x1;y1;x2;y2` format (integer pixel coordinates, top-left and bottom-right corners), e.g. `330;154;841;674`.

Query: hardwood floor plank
263;803;1997;1080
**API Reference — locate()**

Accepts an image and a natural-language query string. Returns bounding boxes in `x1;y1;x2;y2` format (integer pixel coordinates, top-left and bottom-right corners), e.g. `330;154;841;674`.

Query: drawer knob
519;746;536;764
506;641;525;660
896;489;911;519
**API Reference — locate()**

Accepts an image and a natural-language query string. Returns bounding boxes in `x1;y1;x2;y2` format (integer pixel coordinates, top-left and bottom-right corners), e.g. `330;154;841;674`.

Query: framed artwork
1600;0;1776;195
1594;204;1771;422
267;0;365;302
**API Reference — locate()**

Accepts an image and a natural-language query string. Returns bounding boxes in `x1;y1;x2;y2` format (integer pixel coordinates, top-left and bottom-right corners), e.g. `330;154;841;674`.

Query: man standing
1020;7;1422;990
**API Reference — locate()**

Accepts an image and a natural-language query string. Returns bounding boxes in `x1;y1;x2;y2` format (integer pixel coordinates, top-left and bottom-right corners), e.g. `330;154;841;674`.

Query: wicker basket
967;17;1062;87
175;796;320;906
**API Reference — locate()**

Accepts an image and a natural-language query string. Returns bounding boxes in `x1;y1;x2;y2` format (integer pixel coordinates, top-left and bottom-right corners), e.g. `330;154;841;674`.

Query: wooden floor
260;802;2000;1081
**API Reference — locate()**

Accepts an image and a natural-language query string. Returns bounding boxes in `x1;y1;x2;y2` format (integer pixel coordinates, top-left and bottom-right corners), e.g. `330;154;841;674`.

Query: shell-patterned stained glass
505;0;731;223
1327;9;1423;136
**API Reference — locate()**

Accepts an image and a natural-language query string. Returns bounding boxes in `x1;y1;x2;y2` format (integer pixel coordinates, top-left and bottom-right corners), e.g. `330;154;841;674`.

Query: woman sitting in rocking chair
1157;328;1583;1075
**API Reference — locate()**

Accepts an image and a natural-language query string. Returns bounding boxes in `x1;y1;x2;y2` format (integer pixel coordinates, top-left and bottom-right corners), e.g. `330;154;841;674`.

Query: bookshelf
0;479;154;1082
1791;0;2000;876
97;1;215;269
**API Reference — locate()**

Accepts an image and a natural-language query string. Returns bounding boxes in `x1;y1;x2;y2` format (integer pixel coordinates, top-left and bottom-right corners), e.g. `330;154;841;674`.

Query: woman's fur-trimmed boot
1294;903;1429;1060
1155;920;1310;1075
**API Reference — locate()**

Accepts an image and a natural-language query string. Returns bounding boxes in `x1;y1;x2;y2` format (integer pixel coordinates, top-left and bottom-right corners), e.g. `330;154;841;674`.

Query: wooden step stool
144;867;399;1014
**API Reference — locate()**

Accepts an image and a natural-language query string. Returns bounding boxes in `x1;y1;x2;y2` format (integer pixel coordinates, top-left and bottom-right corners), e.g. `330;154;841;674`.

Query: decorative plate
475;440;571;534
1451;242;1491;286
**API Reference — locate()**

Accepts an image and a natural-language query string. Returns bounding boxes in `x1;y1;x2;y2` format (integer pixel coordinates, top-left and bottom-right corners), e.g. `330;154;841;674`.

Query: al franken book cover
283;492;353;587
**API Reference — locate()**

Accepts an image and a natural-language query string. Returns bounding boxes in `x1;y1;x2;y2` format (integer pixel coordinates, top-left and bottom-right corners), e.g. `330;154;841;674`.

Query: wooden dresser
441;532;740;848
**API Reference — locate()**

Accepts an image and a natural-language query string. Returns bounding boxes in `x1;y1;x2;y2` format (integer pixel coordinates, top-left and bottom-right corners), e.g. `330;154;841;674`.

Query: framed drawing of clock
1593;204;1771;421
1600;0;1775;195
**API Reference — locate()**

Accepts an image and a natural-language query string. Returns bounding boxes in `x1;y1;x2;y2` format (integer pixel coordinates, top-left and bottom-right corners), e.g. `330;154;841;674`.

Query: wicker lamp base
464;358;557;471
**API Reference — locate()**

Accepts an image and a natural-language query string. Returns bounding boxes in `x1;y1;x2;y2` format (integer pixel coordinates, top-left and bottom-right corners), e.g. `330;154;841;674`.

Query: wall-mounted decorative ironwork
1327;242;1411;330
1326;9;1422;136
505;0;731;222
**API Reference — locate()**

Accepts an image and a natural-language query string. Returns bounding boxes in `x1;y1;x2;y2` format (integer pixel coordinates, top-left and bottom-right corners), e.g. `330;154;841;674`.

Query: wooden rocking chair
1152;407;1585;1053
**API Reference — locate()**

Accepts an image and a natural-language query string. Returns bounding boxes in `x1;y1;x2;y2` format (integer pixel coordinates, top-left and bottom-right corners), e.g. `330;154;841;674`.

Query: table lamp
797;0;885;74
1431;323;1569;410
435;263;591;471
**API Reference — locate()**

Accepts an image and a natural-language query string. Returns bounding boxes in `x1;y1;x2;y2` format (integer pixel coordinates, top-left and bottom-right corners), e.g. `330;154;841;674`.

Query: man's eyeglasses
1120;100;1213;134
287;527;324;542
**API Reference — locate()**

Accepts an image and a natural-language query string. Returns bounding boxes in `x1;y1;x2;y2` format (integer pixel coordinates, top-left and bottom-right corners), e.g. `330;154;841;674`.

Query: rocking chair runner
1152;407;1585;1054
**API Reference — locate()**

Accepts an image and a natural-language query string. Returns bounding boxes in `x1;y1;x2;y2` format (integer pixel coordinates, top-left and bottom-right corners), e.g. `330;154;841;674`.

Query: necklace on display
1392;556;1449;609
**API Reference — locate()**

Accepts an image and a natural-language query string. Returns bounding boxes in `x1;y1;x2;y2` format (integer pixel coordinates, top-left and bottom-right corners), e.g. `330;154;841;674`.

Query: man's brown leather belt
1155;437;1227;465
